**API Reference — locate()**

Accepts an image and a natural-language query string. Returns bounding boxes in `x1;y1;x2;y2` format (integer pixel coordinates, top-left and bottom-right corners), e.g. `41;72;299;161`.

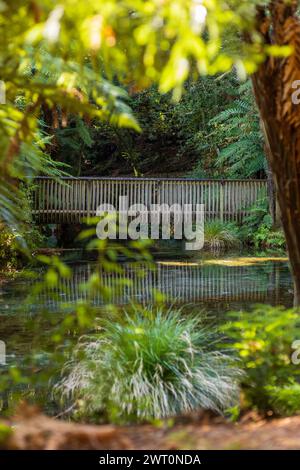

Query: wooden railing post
86;180;91;219
220;181;224;222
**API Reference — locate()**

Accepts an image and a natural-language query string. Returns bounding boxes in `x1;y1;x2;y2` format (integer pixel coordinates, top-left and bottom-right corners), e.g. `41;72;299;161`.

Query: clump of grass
57;307;241;423
204;220;240;250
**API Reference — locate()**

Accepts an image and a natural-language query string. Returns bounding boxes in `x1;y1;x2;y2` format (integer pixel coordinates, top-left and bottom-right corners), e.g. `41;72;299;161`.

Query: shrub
238;196;286;250
0;226;19;271
253;224;285;250
0;184;44;272
204;220;240;250
241;196;271;233
57;307;241;423
266;383;300;416
238;196;269;244
0;223;44;272
223;305;300;415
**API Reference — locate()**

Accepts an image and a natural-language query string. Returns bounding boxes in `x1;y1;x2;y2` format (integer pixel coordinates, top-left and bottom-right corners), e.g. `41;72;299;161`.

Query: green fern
209;80;266;178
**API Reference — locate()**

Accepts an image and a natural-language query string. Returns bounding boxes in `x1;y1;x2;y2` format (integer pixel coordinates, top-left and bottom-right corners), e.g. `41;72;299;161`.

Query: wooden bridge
33;177;267;224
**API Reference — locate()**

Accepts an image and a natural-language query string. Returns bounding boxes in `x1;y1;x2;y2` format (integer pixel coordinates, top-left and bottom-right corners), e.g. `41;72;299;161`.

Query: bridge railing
32;177;267;224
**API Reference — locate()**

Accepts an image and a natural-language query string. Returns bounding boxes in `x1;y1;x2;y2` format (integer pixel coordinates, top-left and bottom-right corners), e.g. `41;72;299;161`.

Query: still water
0;249;293;365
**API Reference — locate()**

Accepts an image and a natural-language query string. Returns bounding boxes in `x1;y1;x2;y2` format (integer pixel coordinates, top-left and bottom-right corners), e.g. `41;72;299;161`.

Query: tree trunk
252;1;300;306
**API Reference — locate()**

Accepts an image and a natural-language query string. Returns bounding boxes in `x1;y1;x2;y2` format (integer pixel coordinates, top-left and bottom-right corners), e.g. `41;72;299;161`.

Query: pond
0;247;293;417
0;248;293;360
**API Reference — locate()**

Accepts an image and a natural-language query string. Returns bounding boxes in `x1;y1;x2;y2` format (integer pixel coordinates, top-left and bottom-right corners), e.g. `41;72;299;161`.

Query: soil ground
128;416;300;450
2;406;300;450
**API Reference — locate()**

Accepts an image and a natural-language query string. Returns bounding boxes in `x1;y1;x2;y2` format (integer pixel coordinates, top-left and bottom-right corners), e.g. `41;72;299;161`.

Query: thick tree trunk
252;1;300;306
252;79;300;305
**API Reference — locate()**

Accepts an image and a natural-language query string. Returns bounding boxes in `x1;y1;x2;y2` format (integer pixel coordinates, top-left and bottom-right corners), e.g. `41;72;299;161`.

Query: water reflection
0;256;293;359
37;258;293;308
0;254;294;416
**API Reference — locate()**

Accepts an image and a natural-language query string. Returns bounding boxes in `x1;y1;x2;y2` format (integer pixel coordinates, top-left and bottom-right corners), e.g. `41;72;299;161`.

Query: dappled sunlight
202;256;289;267
157;261;199;267
158;256;289;268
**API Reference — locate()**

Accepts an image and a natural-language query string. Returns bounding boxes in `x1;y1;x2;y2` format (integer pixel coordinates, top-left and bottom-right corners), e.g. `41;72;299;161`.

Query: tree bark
252;1;300;306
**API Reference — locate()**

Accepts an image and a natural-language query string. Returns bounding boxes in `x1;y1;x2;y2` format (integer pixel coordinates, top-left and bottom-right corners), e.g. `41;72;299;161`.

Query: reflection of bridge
33;177;267;224
39;261;285;308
